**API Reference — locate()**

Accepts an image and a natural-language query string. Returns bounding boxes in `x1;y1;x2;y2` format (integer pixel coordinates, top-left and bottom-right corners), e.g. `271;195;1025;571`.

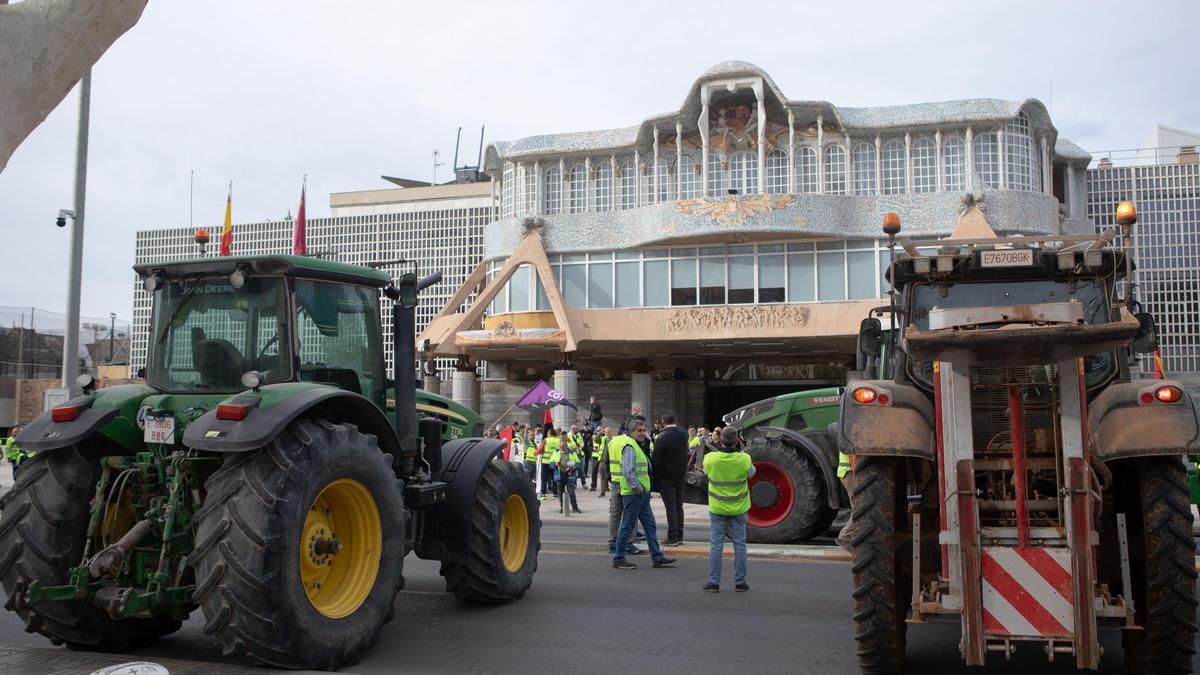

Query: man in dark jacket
651;411;689;546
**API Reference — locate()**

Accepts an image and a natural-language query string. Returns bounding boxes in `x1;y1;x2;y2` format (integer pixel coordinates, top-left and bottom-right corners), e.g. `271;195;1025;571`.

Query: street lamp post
61;69;91;393
109;312;116;365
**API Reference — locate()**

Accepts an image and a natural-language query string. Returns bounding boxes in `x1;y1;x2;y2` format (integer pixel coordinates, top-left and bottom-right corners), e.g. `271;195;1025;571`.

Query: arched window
543;166;561;214
501;162;514;217
566;163;587;213
655;158;675;202
853;142;876;195
881;140;906;194
707;152;727;196
593;162;613;211
679;155;699;199
973;132;999;188
796;147;817;194
640;163;654;206
943;136;965;191
1005;113;1034;191
729;151;758;194
618;160;636;210
766;150;788;194
824;145;846;195
911;139;936;193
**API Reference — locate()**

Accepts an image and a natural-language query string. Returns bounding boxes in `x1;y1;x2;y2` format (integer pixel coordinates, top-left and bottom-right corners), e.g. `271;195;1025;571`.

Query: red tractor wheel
743;437;835;543
748;461;795;528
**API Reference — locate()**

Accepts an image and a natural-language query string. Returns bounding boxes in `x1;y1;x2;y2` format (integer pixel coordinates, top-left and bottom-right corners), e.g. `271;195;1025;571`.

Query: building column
935;130;943;192
844;133;852;191
584;156;592;212
423;371;441;396
630;370;652;427
553;367;578;430
633;149;641;206
997;125;1007;190
904;132;912;193
558;158;566;211
652;127;660;203
816;115;825;194
874;133;882;196
1066;165;1077;219
451;359;478;413
787;110;796;192
675;122;683;197
1040;136;1051;195
699;100;710;197
533;160;542;215
755;84;767;194
965;127;975;191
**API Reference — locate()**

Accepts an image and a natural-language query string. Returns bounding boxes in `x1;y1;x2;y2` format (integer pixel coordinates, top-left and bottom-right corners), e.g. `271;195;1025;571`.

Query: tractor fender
755;427;846;510
16;398;117;453
182;387;402;460
836;380;935;462
1088;379;1200;461
412;437;506;563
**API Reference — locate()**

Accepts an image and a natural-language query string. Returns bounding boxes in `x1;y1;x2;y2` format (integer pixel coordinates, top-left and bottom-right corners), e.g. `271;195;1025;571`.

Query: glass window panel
670;259;697;306
787;254;815;302
589;262;613;308
643;249;669;258
501;163;514;217
766;150;788;194
655;158;675;202
847;251;876;299
846;239;873;249
707;152;727;195
728;256;754;304
699;246;724;256
615;251;640;260
912;138;936;193
759;254;785;303
853;142;876;195
1005;113;1033;191
679;155;700;199
593;162;613;211
509;265;530;312
787;242;814;252
644;260;669;307
562;265;586;306
544;166;561;214
943;136;965;191
816;240;844;251
817;252;846;301
588;252;613;261
879;250;891;298
973;132;999;188
824;145;846;195
615;261;640;308
618;160;636;210
535;273;550;311
727;245;753;254
882;140;906;194
796;147;817;194
562;254;587;263
567;163;587;213
728;150;755;194
758;244;784;253
699;258;726;305
671;248;697;257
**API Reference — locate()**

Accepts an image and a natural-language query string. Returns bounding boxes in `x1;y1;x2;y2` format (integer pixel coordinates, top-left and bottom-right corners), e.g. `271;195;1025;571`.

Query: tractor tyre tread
191;419;406;671
746;437;833;543
0;448;181;652
439;459;540;603
850;457;908;674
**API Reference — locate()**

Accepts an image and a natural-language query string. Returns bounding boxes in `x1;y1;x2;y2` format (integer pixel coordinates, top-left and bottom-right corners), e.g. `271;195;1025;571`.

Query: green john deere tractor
685;388;847;543
2;255;539;670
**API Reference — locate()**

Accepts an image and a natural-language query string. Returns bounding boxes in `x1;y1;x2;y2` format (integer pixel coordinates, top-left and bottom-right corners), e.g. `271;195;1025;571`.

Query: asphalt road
1;535;1195;674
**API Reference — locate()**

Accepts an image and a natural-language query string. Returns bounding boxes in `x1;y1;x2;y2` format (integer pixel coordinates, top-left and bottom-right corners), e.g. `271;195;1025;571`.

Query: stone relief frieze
662;304;810;333
676;194;795;225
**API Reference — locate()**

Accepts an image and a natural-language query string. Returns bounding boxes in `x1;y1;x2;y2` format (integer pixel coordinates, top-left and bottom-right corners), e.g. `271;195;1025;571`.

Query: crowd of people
492;404;753;591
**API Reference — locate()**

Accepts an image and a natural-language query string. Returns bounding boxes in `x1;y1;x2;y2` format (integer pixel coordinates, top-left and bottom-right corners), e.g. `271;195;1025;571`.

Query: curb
541;539;853;562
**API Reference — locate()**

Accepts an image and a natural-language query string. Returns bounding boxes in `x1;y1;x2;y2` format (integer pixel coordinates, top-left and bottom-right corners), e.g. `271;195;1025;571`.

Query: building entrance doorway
703;379;838;429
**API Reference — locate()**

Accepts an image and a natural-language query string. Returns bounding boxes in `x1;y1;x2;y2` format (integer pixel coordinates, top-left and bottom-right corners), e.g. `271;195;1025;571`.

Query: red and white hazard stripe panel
981;546;1074;638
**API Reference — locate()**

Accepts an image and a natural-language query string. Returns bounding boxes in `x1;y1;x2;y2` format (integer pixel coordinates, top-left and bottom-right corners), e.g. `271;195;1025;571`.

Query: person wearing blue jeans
610;419;675;570
703;427;754;592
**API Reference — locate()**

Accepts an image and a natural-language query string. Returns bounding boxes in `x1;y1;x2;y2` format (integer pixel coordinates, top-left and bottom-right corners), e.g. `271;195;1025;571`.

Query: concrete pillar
816;115;824;194
630;372;652;426
553;369;578;430
452;370;479;413
423;372;441;395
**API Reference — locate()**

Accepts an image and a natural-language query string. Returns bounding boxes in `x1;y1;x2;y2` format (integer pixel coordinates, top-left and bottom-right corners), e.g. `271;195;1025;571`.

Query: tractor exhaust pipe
392;271;444;478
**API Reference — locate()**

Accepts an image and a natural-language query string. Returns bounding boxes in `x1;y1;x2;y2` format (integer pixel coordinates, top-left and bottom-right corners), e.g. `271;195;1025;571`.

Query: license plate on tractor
979;249;1034;267
144;416;175;444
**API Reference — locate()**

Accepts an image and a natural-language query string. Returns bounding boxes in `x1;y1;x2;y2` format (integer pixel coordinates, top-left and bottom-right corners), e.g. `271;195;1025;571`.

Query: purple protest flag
515;380;578;412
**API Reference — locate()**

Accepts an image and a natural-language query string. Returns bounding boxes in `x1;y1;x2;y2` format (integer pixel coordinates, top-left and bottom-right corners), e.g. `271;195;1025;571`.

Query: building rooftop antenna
451;125;486;184
432;149;444;185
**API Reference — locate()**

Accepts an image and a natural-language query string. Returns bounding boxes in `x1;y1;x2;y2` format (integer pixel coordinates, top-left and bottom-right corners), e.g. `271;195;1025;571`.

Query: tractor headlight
240;370;265;390
75;373;96;392
142;272;164;292
229;267;248;289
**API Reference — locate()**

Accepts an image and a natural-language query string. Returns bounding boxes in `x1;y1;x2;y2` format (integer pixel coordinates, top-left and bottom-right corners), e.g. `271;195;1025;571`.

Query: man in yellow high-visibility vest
701;427;754;592
836;450;856;551
611;418;676;571
589;427;608;492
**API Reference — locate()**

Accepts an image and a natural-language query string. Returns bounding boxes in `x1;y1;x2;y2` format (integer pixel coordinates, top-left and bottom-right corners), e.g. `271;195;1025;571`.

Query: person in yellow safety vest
589;427;608;492
702;426;754;592
565;424;586;483
611;418;676;570
550;440;583;513
523;429;539;482
539;428;561;498
836;450;856;551
4;427;29;478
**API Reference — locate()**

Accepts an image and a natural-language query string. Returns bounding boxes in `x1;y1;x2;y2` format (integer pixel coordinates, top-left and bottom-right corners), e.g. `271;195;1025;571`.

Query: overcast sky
1;0;1197;322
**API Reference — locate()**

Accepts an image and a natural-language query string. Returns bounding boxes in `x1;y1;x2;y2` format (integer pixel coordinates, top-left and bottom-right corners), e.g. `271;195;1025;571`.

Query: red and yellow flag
1153;349;1166;379
219;184;233;257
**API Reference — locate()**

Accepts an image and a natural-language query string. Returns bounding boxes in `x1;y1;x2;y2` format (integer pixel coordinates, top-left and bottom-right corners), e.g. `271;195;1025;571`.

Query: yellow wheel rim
300;479;382;619
499;494;529;573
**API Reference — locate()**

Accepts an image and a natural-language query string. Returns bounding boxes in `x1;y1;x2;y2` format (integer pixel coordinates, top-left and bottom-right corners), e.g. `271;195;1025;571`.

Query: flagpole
488;403;519;431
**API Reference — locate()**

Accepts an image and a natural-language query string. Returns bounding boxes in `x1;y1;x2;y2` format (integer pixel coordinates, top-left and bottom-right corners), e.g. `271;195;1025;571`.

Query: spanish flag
219;184;233;257
1153;349;1166;379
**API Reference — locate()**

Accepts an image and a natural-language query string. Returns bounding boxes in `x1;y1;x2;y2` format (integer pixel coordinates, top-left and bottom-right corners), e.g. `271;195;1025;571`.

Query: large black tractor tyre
440;458;540;603
0;448;181;651
850;457;911;674
191;419;406;671
744;437;834;543
1118;457;1198;675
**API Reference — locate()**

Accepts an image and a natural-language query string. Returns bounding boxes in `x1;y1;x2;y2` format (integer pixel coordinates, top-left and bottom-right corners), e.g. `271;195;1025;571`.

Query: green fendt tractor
686;389;847;543
2;255;539;670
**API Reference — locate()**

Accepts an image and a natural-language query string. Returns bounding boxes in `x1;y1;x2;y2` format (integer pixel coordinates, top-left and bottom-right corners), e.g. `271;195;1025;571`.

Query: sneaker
702;583;720;593
571;508;582;514
612;559;636;570
735;582;749;592
663;539;684;547
652;558;677;568
626;546;644;556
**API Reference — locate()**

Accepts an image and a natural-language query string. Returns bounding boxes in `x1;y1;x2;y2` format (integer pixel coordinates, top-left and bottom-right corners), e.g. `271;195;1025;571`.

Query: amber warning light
852;387;877;404
1115;201;1137;226
882;212;901;236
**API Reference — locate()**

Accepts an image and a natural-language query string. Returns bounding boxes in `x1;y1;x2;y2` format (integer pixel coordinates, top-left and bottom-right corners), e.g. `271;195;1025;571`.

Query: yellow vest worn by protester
688;436;700;449
837;451;853;479
703;449;752;516
541;436;560;464
566;433;583;452
591;436;606;460
524;436;538;463
608;435;650;496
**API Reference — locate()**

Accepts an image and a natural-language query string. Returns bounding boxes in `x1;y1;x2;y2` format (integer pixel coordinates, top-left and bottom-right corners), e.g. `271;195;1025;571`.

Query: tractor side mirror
396;272;418;309
858;317;884;357
1132;312;1159;353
